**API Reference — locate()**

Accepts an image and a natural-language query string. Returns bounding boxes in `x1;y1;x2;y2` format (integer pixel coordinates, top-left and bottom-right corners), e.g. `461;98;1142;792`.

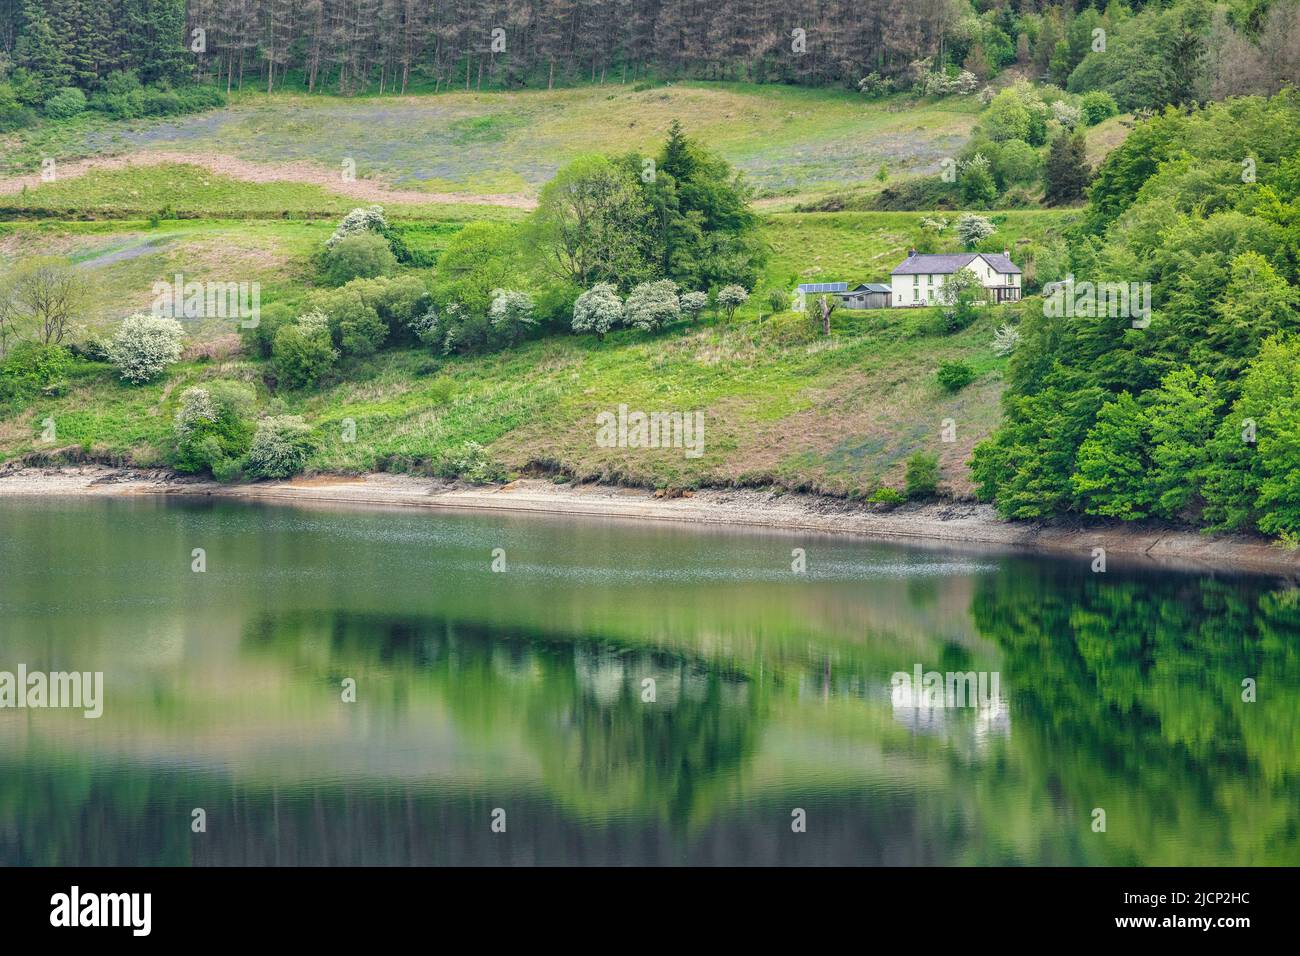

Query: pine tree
1043;132;1092;205
15;0;70;97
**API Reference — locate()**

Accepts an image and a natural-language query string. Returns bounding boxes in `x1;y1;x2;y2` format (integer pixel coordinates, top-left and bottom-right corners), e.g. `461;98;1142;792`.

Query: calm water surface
0;497;1296;865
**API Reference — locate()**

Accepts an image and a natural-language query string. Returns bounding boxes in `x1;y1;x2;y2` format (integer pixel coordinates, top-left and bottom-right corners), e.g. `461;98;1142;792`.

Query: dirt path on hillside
3;466;1297;578
0;150;538;209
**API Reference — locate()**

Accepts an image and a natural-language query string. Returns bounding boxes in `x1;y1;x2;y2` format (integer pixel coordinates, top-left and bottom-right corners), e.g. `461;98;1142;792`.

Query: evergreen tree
1043;132;1090;205
14;0;69;97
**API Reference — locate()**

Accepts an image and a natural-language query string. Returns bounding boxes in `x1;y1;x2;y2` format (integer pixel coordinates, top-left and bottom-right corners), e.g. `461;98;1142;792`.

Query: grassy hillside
1;206;1074;332
0;304;1013;497
1;83;980;205
0;83;1085;498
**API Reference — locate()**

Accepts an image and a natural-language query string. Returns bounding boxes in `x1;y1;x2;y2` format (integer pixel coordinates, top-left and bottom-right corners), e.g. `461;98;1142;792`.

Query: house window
913;275;919;287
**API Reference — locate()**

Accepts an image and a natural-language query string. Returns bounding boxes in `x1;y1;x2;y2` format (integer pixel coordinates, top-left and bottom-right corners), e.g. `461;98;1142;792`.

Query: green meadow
3;83;981;202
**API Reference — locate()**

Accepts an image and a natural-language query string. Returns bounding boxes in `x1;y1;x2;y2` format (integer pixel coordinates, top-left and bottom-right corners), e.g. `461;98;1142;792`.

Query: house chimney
1003;249;1010;257
908;247;916;258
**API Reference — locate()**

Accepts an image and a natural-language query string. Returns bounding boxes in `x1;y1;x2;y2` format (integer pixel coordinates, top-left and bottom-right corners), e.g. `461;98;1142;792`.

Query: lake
0;497;1296;865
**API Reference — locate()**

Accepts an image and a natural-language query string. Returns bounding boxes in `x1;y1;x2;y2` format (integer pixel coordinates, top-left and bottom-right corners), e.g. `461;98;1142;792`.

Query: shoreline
1;465;1297;578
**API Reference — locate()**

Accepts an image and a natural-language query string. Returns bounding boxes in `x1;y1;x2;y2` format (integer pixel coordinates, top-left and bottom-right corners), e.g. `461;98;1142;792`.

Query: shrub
939;267;984;332
172;381;256;475
440;305;497;355
960;153;998;206
1050;100;1082;130
44;87;86;119
992;140;1041;186
992;325;1021;356
437;440;505;484
244;416;316;479
241;301;296;359
680;290;710;321
915;68;979;96
310;286;388;356
1079;90;1119;126
766;289;791;313
320;232;396;285
624;280;681;332
69;332;113;363
367;275;430;337
937;360;977;392
984;89;1032;141
141;88;183;116
572;283;624;337
92;71;144;119
272;312;337;388
905;452;941;499
0;342;72;401
488;288;536;344
956;213;996;248
104;70;143;96
107;314;184;383
857;73;895;98
408;305;444;348
325;206;389;250
716;284;750;321
175;85;226;112
869;486;906;506
0;83;37;132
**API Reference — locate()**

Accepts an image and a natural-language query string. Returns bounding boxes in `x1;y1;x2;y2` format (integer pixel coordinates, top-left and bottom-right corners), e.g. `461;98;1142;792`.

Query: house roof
795;281;848;293
891;252;1021;276
853;283;892;293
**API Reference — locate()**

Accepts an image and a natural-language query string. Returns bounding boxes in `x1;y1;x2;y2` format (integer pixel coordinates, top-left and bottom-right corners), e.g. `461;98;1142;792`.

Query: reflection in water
0;497;1296;865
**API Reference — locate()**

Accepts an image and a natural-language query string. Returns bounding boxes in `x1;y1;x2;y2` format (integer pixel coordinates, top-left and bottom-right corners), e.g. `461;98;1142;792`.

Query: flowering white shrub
1051;100;1082;130
679;290;709;321
856;73;895;98
918;69;979;96
488;288;536;343
624;279;680;332
408;306;442;344
572;282;624;336
956;213;996;248
325;205;389;249
716;284;749;321
993;324;1022;357
108;313;184;383
174;386;217;441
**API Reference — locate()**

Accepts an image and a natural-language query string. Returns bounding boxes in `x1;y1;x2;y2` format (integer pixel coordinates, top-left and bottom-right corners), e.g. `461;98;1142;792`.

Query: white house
889;249;1021;307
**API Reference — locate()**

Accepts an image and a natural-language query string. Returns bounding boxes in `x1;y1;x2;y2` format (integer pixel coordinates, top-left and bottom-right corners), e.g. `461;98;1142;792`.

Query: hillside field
1;83;983;206
1;83;1086;498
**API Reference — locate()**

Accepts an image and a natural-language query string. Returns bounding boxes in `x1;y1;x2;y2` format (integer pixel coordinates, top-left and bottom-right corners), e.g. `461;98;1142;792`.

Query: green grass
0;215;494;330
2;302;1018;496
0;162;531;220
2;83;981;203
